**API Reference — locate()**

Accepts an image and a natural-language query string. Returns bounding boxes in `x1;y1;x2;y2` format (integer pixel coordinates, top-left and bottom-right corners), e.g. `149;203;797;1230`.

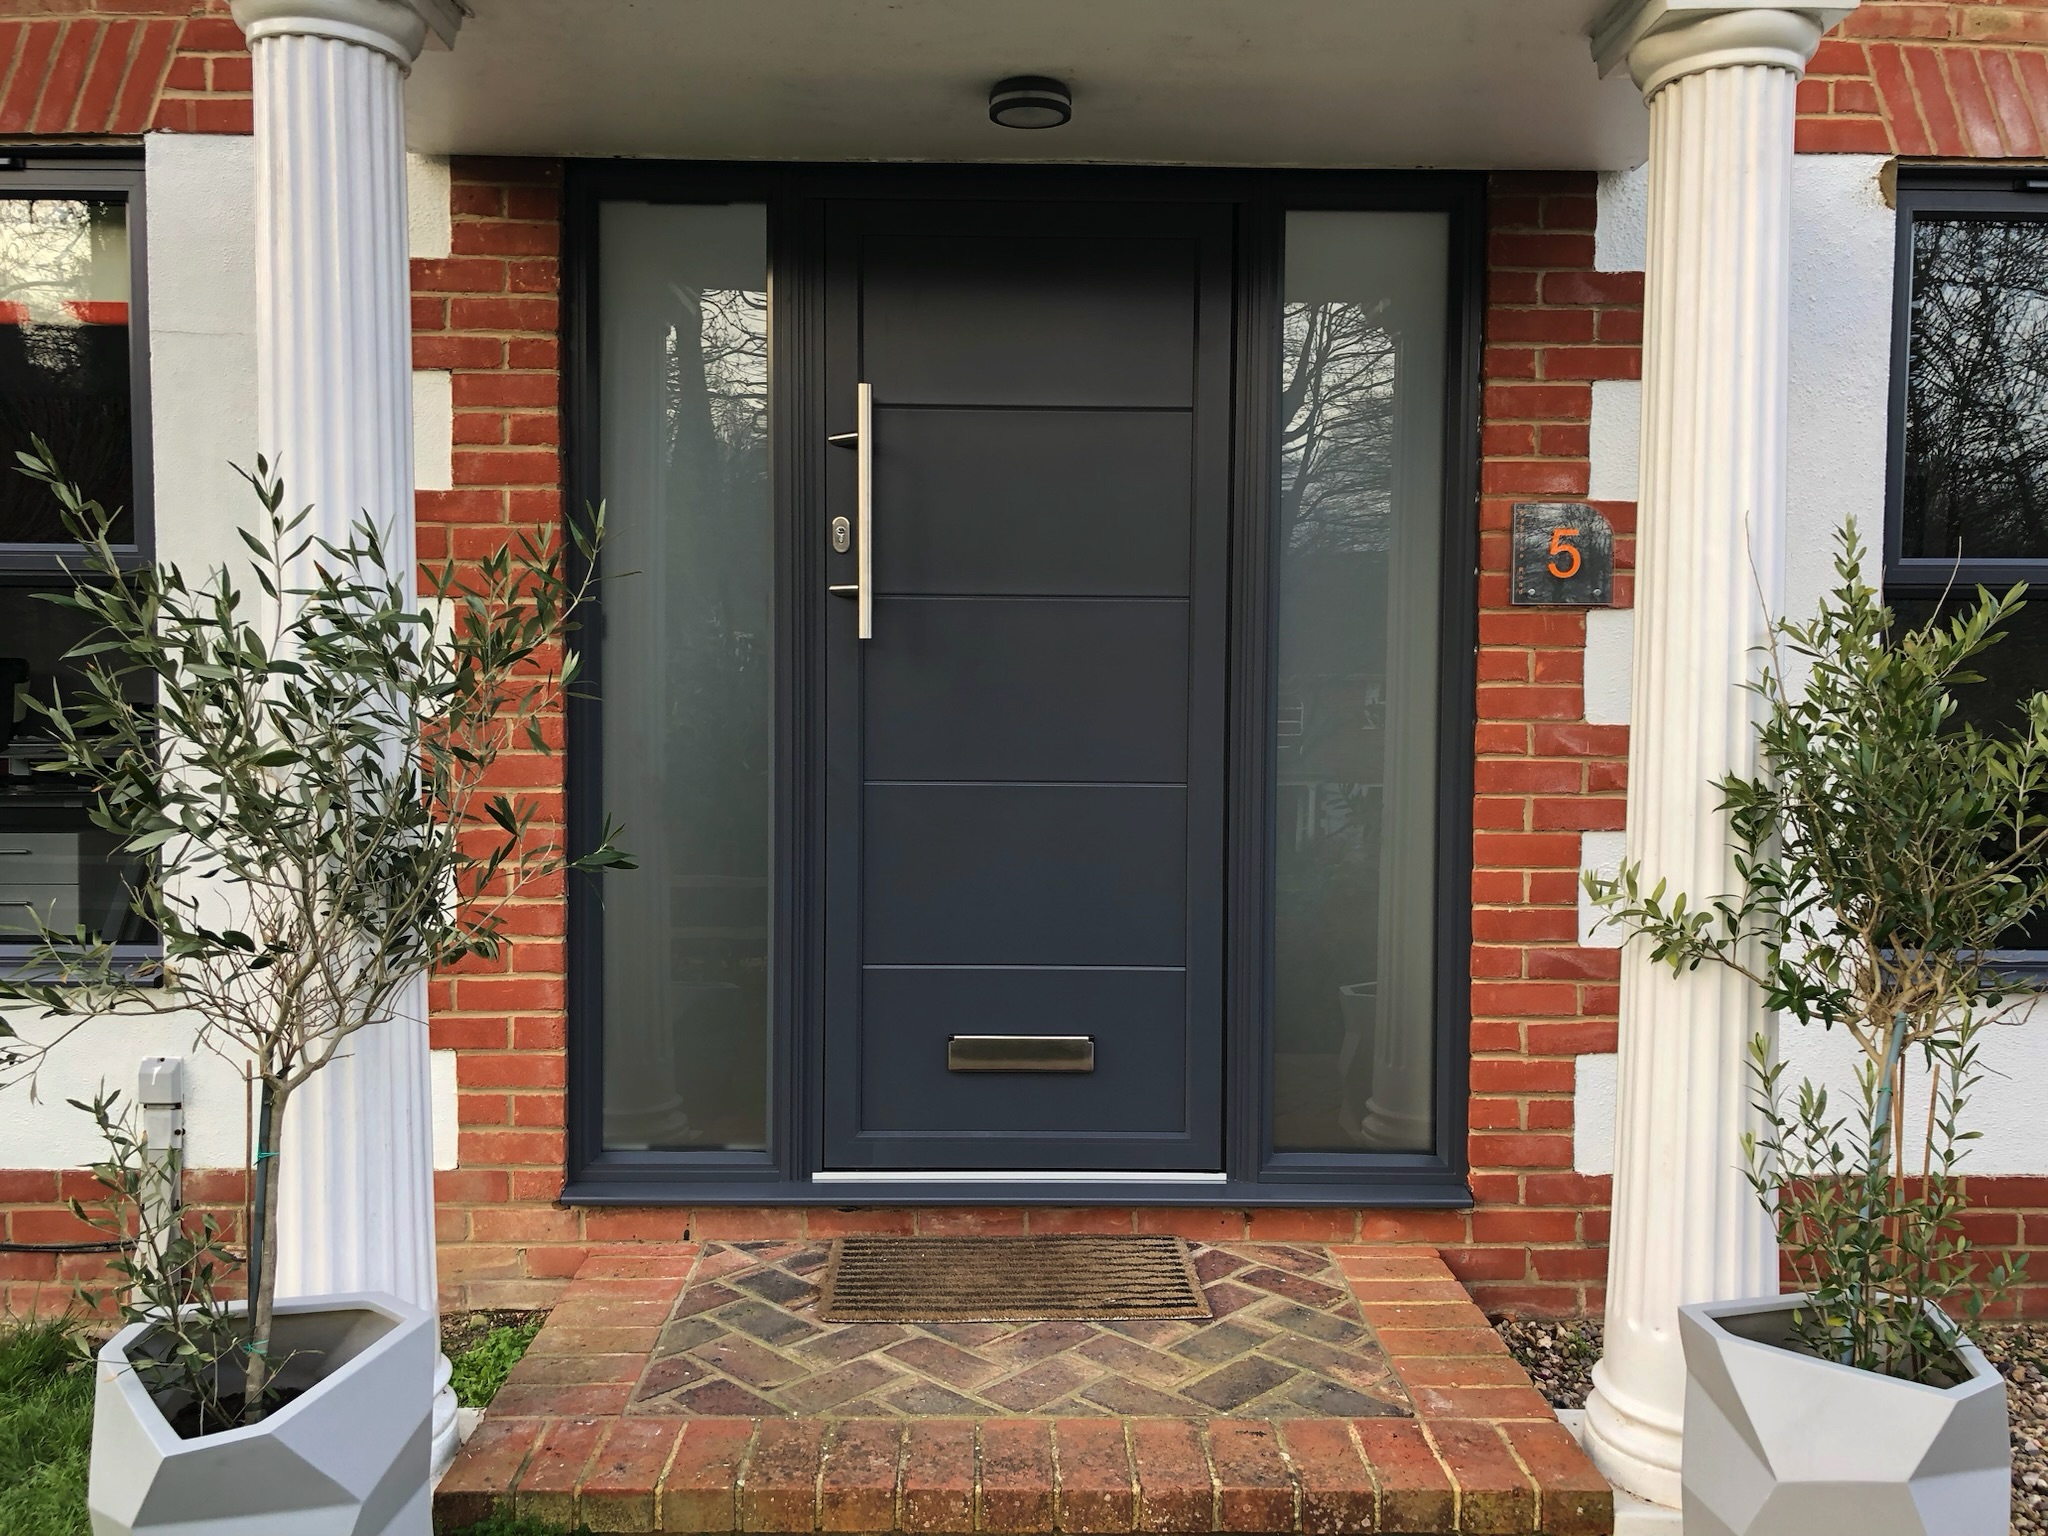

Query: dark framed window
561;164;1480;1206
1887;167;2048;960
0;152;154;961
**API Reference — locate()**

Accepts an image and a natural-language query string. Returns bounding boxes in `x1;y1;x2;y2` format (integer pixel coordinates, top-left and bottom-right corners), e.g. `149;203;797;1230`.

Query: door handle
826;381;874;640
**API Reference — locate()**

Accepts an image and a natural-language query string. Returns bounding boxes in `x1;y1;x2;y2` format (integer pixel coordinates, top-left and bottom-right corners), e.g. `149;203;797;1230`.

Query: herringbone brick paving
625;1240;1412;1420
438;1242;1614;1533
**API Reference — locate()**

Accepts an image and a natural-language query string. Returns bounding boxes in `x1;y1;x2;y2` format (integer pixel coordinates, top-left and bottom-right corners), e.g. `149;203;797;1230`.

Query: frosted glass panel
598;203;772;1152
1271;211;1447;1155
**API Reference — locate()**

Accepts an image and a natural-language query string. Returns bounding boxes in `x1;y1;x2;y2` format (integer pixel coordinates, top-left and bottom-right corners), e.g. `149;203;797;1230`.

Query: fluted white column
1582;1;1851;1514
230;0;462;1479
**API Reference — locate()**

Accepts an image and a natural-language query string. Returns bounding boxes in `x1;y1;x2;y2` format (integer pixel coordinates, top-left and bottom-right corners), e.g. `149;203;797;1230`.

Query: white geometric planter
88;1291;434;1536
1678;1294;2011;1536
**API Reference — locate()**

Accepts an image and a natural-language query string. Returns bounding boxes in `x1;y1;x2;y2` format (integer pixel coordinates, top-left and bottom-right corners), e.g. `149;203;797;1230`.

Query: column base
1581;1358;1684;1509
430;1353;460;1479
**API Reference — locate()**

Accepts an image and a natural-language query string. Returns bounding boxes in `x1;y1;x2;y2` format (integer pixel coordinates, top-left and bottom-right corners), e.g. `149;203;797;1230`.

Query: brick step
435;1242;1612;1535
436;1411;1609;1534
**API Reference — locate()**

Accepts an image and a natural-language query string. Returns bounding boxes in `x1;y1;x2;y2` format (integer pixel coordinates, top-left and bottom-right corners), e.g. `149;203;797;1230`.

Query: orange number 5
1547;527;1582;580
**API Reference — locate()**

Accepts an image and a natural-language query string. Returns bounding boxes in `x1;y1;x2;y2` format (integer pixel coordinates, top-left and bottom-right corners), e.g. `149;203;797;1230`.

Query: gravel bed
1493;1315;1602;1412
1977;1324;2048;1536
1496;1313;2048;1535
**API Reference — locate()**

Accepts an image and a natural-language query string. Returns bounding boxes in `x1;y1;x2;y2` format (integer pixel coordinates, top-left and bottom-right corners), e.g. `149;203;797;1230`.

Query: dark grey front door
821;198;1234;1171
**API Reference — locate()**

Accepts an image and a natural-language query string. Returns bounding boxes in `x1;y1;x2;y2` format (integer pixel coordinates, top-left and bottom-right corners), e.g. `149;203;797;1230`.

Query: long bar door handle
826;381;874;640
855;381;872;639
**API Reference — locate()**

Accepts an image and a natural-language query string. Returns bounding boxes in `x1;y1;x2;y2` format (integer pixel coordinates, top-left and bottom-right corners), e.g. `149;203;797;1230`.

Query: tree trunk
242;1078;286;1419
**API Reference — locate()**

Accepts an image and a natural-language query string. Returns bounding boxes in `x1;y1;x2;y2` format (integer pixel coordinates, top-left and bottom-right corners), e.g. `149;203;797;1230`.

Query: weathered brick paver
624;1241;1410;1421
435;1242;1613;1534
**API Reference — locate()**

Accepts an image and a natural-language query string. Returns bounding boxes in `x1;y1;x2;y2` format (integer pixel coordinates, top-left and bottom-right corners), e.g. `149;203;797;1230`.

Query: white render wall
1573;151;2048;1178
0;138;459;1173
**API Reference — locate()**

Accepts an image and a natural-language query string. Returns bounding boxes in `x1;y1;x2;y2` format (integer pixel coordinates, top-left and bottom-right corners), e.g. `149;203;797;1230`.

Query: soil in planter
164;1385;308;1440
1497;1314;2048;1536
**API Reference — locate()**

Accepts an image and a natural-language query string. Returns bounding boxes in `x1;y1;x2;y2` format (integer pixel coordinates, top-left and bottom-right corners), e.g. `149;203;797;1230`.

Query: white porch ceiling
404;0;1652;171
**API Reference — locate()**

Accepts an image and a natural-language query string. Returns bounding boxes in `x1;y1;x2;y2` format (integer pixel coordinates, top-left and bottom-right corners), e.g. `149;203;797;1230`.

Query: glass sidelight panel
597;203;772;1151
1271;211;1447;1155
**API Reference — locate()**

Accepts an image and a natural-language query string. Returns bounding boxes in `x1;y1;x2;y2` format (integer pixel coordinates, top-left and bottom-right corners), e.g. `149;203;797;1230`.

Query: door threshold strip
809;1169;1228;1183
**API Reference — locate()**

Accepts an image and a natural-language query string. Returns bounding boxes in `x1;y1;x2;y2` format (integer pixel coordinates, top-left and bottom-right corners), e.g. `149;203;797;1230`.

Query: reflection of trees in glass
661;285;770;881
1280;297;1397;560
1273;296;1399;1145
0;199;127;313
1905;218;2048;561
0;198;131;542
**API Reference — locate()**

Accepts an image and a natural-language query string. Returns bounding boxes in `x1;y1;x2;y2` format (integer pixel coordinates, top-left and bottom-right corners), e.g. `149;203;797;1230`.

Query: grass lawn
0;1318;93;1536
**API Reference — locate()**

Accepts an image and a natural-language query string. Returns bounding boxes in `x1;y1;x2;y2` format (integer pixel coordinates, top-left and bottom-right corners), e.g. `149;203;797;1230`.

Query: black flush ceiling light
989;76;1072;130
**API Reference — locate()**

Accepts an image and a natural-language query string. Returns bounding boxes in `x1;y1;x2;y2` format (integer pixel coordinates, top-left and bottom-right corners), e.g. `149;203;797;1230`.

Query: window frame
0;150;153;573
0;149;155;969
1885;165;2048;971
559;162;1481;1207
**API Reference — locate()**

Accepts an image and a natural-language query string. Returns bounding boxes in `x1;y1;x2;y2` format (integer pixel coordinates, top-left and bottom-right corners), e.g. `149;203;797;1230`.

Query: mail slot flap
947;1035;1095;1073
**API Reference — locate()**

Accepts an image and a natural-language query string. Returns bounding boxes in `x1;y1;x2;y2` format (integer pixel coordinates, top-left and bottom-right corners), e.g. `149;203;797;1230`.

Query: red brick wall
1;1168;248;1319
1799;0;2048;152
1463;173;1638;1316
417;157;587;1312
0;1;248;137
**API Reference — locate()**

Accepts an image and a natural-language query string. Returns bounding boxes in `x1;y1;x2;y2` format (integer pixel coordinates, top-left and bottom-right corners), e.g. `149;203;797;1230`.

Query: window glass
1901;216;2048;562
597;203;772;1152
1890;192;2048;956
0;197;134;545
1888;592;2048;951
0;584;152;945
1271;211;1446;1154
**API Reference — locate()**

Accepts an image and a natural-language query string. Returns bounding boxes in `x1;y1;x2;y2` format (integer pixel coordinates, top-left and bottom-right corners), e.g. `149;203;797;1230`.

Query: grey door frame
560;161;1482;1208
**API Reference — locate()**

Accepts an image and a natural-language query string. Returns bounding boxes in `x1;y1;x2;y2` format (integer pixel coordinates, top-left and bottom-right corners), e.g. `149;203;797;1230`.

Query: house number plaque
1510;501;1614;606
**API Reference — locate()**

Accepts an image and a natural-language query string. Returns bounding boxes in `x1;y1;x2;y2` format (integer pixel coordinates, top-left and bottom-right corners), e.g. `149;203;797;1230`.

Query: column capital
231;0;463;67
1592;0;1857;96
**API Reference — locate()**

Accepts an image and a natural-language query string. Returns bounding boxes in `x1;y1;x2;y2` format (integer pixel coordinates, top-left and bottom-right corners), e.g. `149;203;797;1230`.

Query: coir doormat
815;1234;1213;1323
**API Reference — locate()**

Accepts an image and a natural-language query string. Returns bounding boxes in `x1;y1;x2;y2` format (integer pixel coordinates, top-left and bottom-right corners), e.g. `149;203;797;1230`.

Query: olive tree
0;445;626;1418
1589;525;2047;1381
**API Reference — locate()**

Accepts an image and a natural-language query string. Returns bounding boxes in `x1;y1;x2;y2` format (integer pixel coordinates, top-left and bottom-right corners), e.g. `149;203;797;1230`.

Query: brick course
1799;1;2048;153
0;1;248;137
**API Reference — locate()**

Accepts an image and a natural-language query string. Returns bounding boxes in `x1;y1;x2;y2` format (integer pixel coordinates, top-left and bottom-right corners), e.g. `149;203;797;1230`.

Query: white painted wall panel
1578;830;1627;948
1596;165;1648;273
1588;378;1640;503
144;133;259;578
407;153;451;260
1582;608;1633;727
413;368;453;491
1574;1051;1617;1175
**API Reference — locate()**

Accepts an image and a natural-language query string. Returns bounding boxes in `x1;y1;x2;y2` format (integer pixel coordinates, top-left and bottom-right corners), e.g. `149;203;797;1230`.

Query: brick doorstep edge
434;1246;1613;1535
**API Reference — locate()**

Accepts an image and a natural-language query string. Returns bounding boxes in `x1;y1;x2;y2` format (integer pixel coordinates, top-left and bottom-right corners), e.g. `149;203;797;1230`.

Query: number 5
1547;527;1582;580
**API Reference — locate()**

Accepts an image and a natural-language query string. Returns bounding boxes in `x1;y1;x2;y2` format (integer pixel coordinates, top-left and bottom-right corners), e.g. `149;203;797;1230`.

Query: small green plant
62;1090;255;1432
448;1315;544;1410
0;1317;92;1536
1589;523;2048;1383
